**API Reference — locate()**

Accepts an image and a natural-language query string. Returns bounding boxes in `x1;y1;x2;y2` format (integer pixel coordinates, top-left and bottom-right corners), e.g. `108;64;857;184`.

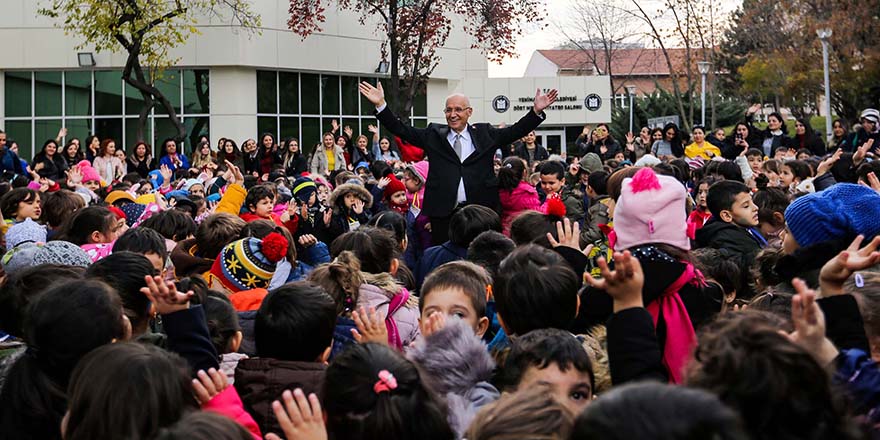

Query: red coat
203;386;262;439
396;136;425;163
499;181;541;235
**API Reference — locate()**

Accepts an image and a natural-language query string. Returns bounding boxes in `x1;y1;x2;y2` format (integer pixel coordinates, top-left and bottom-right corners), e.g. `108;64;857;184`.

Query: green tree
39;0;260;144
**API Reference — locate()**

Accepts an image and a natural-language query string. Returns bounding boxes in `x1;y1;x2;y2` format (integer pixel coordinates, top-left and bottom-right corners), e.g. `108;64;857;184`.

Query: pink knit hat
76;160;102;185
613;167;691;251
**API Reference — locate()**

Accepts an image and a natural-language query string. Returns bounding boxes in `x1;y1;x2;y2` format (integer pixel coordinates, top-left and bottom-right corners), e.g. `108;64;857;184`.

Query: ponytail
308;251;365;316
498;157;526;191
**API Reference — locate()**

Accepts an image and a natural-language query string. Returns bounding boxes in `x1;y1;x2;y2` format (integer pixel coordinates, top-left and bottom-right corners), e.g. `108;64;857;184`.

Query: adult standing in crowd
310;131;346;176
31;139;68;181
360;80;558;244
787;118;825;156
586;123;621;161
158;138;190;172
514;131;549;169
126;141;156;178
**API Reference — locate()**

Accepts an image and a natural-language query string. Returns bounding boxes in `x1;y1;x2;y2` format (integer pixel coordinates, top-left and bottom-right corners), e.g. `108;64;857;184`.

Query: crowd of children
1;106;880;440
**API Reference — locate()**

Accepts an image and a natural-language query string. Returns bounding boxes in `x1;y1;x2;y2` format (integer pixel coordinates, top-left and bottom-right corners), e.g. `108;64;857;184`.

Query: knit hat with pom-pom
208;232;289;293
613;167;690;251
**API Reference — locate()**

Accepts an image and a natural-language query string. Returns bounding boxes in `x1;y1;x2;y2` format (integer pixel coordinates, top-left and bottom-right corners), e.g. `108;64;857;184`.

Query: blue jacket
159;153;190;172
415;241;468;290
0;147;23;176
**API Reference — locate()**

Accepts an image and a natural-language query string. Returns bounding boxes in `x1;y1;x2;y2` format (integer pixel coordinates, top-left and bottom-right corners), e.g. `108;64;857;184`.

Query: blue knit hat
292;177;317;204
784;183;880;248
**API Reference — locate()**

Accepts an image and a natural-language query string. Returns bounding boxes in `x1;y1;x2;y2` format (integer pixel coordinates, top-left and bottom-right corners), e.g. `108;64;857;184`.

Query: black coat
514;143;549;167
787;133;826;156
31;153;68;181
377;107;545;218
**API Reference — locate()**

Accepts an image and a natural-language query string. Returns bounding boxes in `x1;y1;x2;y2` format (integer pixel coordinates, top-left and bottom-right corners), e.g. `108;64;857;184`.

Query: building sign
492;95;510;113
511;93;590;112
584;94;602;111
647;115;680;129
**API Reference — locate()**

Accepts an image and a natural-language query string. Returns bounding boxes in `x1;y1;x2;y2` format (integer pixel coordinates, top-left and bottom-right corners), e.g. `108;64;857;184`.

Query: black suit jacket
376;107;545;217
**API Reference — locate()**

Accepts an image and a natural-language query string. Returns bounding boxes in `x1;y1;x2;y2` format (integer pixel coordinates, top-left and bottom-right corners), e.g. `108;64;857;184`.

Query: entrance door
535;130;567;156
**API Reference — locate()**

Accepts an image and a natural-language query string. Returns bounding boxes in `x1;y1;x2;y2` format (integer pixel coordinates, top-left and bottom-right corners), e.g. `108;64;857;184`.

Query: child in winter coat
497;157;540;236
325;182;372;245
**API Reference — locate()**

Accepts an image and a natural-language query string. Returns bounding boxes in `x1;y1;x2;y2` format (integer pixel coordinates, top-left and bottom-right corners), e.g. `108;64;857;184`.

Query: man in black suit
359;81;558;244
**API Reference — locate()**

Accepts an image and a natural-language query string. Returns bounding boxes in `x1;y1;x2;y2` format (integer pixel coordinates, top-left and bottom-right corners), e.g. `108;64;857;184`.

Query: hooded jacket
407;318;499;438
170;238;213;278
234;358;326;435
324;183;373;243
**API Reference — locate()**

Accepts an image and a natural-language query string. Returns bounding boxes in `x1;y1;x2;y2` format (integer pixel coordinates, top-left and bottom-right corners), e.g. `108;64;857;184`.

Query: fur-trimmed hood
328;182;373;209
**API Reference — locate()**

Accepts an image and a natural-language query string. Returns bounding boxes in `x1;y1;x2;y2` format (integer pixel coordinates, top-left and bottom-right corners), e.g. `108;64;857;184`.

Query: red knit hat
383;176;406;200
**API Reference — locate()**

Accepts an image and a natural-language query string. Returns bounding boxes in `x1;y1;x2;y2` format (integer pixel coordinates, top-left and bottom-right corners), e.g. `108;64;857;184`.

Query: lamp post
625;85;637;133
697;61;711;127
817;28;833;143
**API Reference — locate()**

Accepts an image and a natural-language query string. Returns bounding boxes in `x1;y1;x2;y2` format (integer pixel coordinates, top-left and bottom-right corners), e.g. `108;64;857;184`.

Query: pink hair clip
373;370;398;394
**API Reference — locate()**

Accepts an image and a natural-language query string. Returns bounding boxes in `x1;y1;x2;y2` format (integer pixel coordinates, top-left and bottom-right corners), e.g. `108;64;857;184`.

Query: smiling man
359;81;558;244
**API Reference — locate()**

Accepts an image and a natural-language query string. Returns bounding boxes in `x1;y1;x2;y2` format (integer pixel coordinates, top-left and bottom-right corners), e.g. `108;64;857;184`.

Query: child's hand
192;368;228;405
584;250;644;313
298;234;318;248
420;311;447;338
159;164;173;184
788;278;838;365
351;199;365;215
323;209;333;226
368;124;378;134
818;234;880;296
816;149;842;176
377;177;391;189
140;275;193;315
853;139;873;165
265;389;327;440
864;172;880;194
351;306;388;346
66;166;83;186
547;218;594;256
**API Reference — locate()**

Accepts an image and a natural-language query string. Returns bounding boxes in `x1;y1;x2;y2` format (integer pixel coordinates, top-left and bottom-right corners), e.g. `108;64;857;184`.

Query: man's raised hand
533;88;559;114
359;81;386;108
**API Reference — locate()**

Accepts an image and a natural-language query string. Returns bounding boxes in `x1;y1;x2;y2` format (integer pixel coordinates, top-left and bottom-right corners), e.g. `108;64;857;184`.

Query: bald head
445;93;473;132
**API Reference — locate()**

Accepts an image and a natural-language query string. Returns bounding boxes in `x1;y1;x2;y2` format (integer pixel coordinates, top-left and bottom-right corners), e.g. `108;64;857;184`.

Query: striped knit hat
785;183;880;249
292;177;317;204
208;232;289;293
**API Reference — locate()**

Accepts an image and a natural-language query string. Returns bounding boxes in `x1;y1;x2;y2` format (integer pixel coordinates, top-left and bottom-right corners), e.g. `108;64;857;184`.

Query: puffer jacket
357;276;421;348
234;358;326;435
499;181;541;235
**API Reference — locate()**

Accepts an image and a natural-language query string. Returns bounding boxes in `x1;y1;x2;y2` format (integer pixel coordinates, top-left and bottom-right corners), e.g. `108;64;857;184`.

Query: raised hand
864;171;880;194
330;119;339;133
66;166;83;186
358;81;386;107
343;126;353;138
351;306;388;345
816;149;842;176
547;218;594;256
788;278;838;365
351;199;365;215
368;124;378;134
533;88;559;114
584;250;644;312
377;176;391;189
420;311;447;338
818;235;880;296
854;139;874;165
140;275;193;315
265;389;327;440
159;164;173;185
192;368;228;405
322;209;332;227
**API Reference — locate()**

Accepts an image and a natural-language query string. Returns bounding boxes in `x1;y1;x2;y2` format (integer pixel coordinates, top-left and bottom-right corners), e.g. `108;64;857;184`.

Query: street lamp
697;61;712;127
817;28;833;143
625;84;637;133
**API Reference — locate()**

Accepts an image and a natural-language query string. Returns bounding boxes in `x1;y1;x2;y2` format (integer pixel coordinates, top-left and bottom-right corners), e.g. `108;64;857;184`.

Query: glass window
65;119;93;148
341;76;359;115
413;118;428;128
34;72;62;117
65;71;92;116
5;71;32;118
125;118;152;153
154;118;184;154
257;70;277;114
321;75;339;115
300;73;319;115
301;117;320;156
257;117;278;143
34;119;62;150
360;77;377;116
183;70;210;114
361;119;376;143
6;120;32;160
94;71;123;115
280;117;299;141
124;70;151;116
95;118;123;145
279;72;299;115
185;117;210;151
154;70;181;116
342;118;361;140
413;89;427;117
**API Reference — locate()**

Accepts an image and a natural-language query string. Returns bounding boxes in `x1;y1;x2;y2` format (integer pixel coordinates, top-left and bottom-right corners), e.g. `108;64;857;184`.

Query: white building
0;0;610;158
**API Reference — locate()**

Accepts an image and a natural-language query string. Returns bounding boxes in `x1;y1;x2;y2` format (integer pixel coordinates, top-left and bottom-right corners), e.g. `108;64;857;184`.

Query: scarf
644;261;699;384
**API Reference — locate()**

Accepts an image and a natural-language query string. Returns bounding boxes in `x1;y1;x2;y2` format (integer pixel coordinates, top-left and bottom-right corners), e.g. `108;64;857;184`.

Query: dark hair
607;166;643;201
706;180;750;219
0;264;84;338
587;170;609;195
572;382;748;440
538;160;565;180
691;248;741;297
154;411;253;440
466;230;515;280
331;227;399;274
367;210;407;245
245;184;276;213
255;281;336;362
508;210;558;248
370;160;393;180
746;148;764;158
781;160;812;181
0;280;125;440
59;206;117;245
465;385;574;440
496;328;594;392
195;213;246;260
448;205;501;248
85;251;155;332
140;209;198;242
753;187;789;227
493;245;578;335
112;227;169;261
498;157;527;191
39;190;84;230
161;138;179;157
323;343;455;440
0;187;37;219
687;312;859;440
64;343;195;440
420;261;490;318
203;294;241;356
856;161;880;184
766;112;789;136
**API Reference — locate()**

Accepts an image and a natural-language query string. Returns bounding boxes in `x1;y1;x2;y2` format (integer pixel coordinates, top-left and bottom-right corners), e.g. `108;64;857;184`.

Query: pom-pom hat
613;167;691;251
209;232;289;293
382;176;406;201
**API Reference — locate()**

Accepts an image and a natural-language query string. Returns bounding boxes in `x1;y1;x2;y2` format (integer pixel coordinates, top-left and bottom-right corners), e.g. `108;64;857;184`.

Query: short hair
588;170;609;195
493;245;579;335
607;167;642;201
0;264;84;338
706;180;751;219
691;248;741;296
466;230;515;280
85;252;155;331
113;227;169;261
753;187;789;227
195;213;246;259
538;160;565;180
0;187;37;219
255;281;336;362
330;227;398;274
495;328;594;392
60;206;116;245
856;161;880;184
366;210;407;245
465;385;574;440
245;185;275;212
746;148;764;158
203;294;241;356
140;209;197;242
508;210;557;248
151;411;253;440
782;160;813;181
40;189;85;229
420;261;490;318
572;382;748;440
448;205;501;248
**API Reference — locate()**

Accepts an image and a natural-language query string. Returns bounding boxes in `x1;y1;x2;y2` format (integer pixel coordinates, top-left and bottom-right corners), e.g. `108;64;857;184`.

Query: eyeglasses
443;107;471;114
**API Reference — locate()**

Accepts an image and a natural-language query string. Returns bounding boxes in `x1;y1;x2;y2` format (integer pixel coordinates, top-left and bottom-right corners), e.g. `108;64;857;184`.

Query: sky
488;0;741;78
